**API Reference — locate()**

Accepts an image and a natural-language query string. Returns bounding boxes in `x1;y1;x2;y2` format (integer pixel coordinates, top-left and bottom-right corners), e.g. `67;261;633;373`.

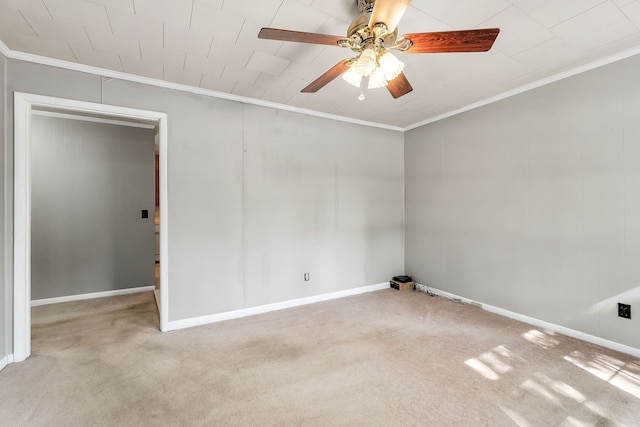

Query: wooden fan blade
369;0;410;33
386;72;413;99
258;28;346;46
403;28;500;53
301;59;351;93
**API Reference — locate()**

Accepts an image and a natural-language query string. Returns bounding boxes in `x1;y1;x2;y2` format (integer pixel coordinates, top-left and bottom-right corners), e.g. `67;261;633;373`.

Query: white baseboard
166;282;390;332
31;286;155;307
415;284;640;358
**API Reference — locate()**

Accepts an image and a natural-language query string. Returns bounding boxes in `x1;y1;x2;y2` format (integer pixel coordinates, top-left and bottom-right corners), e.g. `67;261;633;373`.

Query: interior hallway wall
405;53;640;350
2;58;404;348
30;116;155;300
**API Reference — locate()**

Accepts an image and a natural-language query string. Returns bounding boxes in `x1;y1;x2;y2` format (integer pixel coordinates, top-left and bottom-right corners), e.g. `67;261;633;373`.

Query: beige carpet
1;289;639;426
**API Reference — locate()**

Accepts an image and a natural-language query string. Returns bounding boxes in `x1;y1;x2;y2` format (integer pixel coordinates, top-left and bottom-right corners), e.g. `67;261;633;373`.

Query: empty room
1;0;639;425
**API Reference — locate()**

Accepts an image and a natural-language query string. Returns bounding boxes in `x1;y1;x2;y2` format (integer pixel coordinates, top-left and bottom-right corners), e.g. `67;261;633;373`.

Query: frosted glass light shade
354;48;378;77
379;52;404;81
368;67;387;89
343;50;405;91
342;66;362;88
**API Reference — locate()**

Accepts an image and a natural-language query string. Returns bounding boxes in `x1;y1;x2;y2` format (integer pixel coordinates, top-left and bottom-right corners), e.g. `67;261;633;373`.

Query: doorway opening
155;148;161;302
13;92;169;362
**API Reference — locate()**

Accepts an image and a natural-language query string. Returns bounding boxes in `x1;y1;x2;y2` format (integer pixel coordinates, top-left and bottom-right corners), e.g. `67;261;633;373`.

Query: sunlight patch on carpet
564;351;640;399
464;357;500;380
522;329;560;349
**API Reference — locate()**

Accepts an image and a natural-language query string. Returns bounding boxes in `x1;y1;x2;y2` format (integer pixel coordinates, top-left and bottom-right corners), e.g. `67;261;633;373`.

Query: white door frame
13;92;170;362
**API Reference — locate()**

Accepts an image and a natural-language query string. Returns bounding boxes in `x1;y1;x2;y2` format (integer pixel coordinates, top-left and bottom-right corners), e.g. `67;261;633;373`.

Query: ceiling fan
258;0;500;99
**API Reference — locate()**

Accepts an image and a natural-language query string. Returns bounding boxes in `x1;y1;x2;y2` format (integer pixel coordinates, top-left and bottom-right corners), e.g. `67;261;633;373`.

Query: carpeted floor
1;289;639;426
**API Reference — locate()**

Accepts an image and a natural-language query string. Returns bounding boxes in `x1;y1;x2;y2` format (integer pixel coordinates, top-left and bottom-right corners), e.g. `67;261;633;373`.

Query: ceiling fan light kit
367;67;388;89
340;48;405;90
379;52;404;81
342;66;363;88
258;0;500;99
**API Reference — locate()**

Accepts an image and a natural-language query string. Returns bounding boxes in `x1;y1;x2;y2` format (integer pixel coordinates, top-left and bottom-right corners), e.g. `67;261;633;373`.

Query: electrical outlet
304;273;310;281
618;303;631;319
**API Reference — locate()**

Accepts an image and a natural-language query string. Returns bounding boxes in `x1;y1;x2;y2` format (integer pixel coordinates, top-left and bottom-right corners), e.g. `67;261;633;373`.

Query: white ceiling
2;0;640;128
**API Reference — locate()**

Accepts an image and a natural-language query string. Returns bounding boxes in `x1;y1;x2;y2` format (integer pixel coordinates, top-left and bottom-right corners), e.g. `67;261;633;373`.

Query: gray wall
406;53;640;349
242;106;404;307
1;54;6;362
99;79;404;320
30;116;155;300
2;59;404;344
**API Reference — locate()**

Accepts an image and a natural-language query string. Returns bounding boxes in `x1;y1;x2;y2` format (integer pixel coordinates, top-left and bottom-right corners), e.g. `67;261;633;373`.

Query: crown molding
405;44;640;131
3;39;640;133
3;48;403;132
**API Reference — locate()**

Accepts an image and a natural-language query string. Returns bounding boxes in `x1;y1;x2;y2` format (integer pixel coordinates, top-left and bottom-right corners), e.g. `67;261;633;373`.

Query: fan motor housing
347;8;372;38
348;0;398;48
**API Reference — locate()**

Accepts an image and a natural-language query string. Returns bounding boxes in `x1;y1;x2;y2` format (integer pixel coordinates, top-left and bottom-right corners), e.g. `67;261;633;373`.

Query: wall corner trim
0;40;9;56
30;286;155;307
403;45;640;131
416;284;640;358
4;39;640;133
165;282;390;331
3;48;402;132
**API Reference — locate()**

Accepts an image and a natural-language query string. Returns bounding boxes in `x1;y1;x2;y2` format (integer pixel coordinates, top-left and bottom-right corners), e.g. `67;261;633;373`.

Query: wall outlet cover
618;303;631;319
